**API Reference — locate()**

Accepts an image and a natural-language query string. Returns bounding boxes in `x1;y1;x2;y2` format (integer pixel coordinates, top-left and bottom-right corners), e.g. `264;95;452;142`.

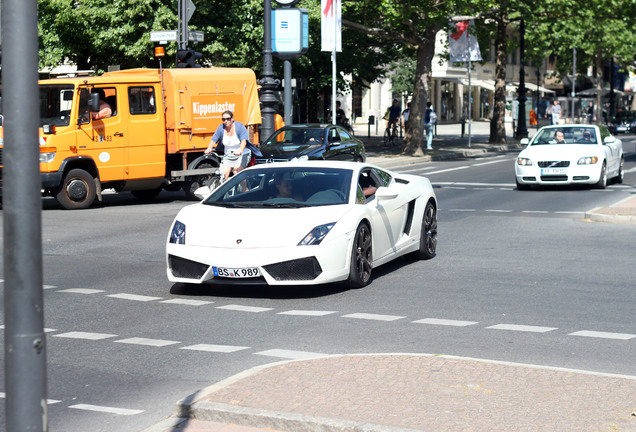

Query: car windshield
40;84;75;127
203;166;352;208
263;128;324;147
531;127;598;145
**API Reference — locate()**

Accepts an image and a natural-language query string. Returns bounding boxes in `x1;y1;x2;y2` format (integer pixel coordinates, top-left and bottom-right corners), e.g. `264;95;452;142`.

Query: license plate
541;168;567;175
213;266;260;278
617;126;627;132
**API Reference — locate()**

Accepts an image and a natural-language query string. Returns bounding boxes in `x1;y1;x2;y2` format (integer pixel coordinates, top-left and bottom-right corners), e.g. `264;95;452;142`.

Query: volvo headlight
169;220;186;244
516;157;532;166
40;152;56;163
577;156;598;165
298;222;335;246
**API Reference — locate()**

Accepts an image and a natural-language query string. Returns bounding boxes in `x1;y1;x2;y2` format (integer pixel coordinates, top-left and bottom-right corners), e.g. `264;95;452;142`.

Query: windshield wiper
259;202;310;208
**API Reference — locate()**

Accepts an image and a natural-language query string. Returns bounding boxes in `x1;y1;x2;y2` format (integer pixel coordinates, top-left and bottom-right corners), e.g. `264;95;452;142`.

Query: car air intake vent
395;178;410;184
538;161;570;168
168;255;209;280
263;257;322;281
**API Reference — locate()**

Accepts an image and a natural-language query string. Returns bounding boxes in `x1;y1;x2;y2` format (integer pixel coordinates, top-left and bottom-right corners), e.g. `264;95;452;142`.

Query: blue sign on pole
272;8;308;60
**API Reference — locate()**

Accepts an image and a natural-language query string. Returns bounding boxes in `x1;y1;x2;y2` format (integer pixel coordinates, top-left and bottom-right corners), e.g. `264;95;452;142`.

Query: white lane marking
160;299;213;306
554;211;585;214
181;344;250;353
342;313;405;322
254;349;328;360
472;158;512;166
0;393;60;404
216;305;274;313
107;293;162;302
487;324;557;333
434;181;517;187
413;318;478;327
425;166;470;175
0;325;57;332
448;208;477;212
115;337;180;347
521;210;549;214
69;404;143;415
43;285;57;290
485;209;513;213
57;288;105;295
54;332;117;340
277;310;338;316
569;330;636;340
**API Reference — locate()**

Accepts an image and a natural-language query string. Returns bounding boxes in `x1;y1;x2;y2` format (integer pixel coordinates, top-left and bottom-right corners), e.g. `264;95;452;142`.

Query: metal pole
259;0;279;142
2;0;48;431
331;5;337;125
515;19;528;139
284;60;293;124
467;24;472;148
571;47;576;123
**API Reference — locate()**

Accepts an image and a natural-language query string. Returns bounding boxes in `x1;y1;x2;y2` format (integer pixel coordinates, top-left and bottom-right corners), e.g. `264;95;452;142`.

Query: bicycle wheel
383;128;391;146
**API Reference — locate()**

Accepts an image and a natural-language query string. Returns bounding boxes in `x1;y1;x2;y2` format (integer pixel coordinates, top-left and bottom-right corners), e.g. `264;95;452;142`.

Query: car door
322;126;351;161
598;126;620;174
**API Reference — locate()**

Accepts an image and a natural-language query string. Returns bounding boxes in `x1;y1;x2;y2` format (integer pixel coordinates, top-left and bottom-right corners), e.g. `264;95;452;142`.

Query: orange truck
0;67;261;209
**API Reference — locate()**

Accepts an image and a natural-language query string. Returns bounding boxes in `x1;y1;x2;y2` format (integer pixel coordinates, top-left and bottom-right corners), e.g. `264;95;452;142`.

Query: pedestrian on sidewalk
424;101;437;151
547;100;561;125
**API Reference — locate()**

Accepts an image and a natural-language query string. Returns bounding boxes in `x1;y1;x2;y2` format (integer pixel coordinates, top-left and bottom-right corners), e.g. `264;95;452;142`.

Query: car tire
413;200;437;260
516;180;531;191
55;168;96;210
595;162;607;189
345;222;372;288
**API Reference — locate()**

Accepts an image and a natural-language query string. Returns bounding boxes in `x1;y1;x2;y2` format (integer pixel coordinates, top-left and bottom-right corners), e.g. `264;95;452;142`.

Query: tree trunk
490;13;508;144
403;36;436;156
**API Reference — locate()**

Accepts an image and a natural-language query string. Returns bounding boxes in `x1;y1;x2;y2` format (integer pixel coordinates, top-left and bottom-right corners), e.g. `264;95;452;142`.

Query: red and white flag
449;20;482;62
321;0;341;52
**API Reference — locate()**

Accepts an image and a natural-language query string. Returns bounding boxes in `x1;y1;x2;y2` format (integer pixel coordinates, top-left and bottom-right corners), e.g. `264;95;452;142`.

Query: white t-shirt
222;132;249;155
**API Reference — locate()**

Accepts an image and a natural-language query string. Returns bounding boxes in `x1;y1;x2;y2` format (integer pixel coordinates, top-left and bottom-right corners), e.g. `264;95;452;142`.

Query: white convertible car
166;161;437;288
515;124;624;190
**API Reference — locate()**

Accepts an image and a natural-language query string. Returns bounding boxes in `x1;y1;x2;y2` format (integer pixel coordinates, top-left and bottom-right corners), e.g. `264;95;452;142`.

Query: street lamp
258;0;281;143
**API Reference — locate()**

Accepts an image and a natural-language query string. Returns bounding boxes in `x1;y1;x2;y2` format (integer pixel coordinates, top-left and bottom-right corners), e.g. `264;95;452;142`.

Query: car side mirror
89;93;100;112
603;136;616;144
375;185;398;202
520;138;529;146
194;186;213;200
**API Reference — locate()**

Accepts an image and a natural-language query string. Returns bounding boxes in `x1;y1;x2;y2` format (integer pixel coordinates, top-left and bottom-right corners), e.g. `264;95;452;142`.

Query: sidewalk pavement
143;122;636;432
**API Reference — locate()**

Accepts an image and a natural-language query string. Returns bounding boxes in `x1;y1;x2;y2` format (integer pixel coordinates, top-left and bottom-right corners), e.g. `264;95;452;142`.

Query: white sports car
515;124;624;190
166;161;437;288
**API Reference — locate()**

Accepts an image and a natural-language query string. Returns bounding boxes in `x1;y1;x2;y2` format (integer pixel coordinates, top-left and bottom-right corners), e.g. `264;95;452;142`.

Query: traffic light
176;48;202;68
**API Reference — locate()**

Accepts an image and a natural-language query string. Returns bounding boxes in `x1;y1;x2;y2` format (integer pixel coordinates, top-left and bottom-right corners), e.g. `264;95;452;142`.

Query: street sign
189;31;204;42
186;0;196;23
272;8;308;60
150;30;178;42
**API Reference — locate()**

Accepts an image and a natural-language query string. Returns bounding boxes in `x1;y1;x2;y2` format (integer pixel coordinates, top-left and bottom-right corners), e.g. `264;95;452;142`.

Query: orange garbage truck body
0;67;261;209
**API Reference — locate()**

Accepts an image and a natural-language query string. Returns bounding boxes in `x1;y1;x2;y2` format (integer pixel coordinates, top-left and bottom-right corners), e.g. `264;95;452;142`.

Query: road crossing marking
160;299;213;306
254;349;328;360
115;337;180;347
413;318;478;327
486;324;558;333
569;330;636;340
69;403;143;415
107;293;163;302
57;288;105;295
278;310;338;316
342;313;405;322
54;331;117;340
217;304;274;313
181;344;250;353
0;393;61;404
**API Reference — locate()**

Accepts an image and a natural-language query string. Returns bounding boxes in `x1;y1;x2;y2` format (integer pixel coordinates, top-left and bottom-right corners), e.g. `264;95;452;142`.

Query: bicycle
383;119;401;146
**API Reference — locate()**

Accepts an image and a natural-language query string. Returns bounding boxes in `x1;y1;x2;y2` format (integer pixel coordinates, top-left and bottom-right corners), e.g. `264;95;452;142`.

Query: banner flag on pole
449;20;482;62
321;0;341;52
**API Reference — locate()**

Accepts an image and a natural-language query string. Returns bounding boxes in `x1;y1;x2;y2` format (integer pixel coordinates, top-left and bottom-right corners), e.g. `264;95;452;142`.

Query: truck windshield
40;85;75;127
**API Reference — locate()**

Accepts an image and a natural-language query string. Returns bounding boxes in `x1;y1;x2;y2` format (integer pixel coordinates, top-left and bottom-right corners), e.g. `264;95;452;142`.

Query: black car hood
259;142;321;159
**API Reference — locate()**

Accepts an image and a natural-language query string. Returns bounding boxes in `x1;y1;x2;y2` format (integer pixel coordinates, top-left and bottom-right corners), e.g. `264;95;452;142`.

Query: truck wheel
56;169;96;210
184;161;217;200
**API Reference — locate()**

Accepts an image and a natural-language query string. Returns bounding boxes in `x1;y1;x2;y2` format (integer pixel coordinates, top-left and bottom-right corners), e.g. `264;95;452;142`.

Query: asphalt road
1;134;635;432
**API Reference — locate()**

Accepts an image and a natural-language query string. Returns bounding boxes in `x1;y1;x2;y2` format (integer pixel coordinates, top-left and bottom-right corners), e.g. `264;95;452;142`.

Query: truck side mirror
89;93;100;112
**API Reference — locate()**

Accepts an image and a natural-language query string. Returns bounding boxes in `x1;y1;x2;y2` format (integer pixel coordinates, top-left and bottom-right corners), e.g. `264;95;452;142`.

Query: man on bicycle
386;99;402;130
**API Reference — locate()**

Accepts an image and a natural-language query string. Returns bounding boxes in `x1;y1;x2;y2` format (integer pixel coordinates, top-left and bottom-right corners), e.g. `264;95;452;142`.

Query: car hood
520;144;603;160
173;203;351;248
259;142;321;159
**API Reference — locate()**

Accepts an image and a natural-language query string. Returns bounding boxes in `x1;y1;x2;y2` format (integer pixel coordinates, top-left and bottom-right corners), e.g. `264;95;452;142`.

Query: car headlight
40;152;56;163
577;156;598;165
298;222;335;246
517;157;532;166
169;220;186;244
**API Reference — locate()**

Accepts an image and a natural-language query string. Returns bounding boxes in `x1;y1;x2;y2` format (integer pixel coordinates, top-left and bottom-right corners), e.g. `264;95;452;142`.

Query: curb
584;212;636;224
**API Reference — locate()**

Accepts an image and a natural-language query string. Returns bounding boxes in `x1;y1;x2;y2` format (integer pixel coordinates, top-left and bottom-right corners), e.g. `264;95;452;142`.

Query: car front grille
538;161;570;168
263;257;322;281
168;255;209;280
540;175;568;182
